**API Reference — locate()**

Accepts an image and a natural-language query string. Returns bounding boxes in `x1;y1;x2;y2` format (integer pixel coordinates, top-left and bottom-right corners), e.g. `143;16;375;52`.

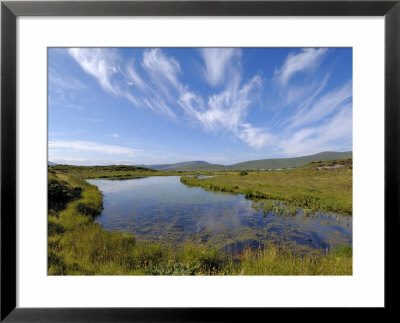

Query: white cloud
238;124;274;149
68;48;181;119
284;74;330;107
182;51;270;149
142;48;181;92
125;59;147;92
181;76;262;132
48;141;138;157
68;48;122;96
201;48;241;87
279;105;352;156
143;97;176;119
179;75;270;147
274;48;328;86
63;48;351;157
287;80;352;129
122;91;139;105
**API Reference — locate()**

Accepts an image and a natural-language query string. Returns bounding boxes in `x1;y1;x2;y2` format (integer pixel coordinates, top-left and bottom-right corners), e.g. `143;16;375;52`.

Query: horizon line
48;150;353;167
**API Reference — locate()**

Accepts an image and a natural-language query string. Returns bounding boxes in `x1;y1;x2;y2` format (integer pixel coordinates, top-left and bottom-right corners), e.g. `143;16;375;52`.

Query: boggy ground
47;161;352;275
181;159;353;215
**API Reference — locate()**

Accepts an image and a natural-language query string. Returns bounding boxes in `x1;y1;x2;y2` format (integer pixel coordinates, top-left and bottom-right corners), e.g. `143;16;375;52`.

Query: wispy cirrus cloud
286;80;352;130
68;48;176;118
68;48;122;96
125;59;148;92
279;104;352;156
178;49;276;149
200;48;241;87
60;47;351;158
284;74;329;107
258;47;352;156
238;123;275;149
178;74;273;148
143;96;176;119
274;48;328;86
67;47;270;144
142;48;181;92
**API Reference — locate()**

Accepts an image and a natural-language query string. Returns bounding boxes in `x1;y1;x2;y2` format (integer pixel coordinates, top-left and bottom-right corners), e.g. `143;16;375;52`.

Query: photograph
47;47;353;276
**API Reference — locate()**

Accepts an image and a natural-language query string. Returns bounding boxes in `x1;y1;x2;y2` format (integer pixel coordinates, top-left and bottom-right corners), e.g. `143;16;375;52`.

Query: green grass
181;158;352;215
48;162;352;275
226;244;352;275
227;151;352;170
49;164;185;180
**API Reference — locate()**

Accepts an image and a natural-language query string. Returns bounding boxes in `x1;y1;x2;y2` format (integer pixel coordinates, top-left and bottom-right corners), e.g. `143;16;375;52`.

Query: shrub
48;179;82;212
244;189;253;198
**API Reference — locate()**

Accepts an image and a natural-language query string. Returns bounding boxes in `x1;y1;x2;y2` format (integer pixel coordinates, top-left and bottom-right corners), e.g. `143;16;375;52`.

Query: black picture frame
1;0;399;321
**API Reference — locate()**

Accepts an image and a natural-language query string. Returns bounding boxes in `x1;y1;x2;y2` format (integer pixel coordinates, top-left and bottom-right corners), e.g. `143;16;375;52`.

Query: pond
87;176;352;254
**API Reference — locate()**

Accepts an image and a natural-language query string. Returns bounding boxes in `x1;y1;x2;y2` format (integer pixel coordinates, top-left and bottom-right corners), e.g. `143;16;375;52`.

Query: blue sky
48;47;352;165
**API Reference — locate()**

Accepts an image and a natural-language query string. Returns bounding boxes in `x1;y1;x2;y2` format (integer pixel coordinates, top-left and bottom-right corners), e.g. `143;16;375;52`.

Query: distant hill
165;161;209;168
227;151;353;170
166;163;226;171
140;151;352;171
140;161;226;171
48;161;57;166
139;164;173;170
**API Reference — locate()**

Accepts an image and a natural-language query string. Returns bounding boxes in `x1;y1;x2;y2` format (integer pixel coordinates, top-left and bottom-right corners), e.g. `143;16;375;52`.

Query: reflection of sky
88;176;236;205
88;177;352;250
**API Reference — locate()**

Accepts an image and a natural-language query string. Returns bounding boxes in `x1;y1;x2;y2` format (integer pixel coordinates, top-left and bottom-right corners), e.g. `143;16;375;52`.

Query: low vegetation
181;158;352;215
49;164;205;179
227;151;352;170
50;164;159;179
48;160;352;275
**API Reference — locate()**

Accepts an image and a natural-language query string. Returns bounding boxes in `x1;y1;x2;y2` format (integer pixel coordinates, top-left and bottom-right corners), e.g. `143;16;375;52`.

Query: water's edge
87;176;352;254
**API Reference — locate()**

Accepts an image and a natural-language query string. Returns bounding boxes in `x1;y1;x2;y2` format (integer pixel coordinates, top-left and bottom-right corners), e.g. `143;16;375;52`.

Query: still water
87;176;352;253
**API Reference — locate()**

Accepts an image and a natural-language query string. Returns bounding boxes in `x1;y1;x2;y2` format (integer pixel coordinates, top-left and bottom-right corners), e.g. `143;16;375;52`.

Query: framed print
1;0;399;321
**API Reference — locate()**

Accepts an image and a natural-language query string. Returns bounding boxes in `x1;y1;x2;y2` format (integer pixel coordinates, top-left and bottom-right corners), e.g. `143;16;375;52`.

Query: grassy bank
49;164;193;180
48;165;352;275
180;159;352;215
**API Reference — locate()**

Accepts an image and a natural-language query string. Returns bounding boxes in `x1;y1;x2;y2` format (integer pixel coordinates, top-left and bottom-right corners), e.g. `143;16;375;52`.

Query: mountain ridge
138;151;353;171
49;151;352;170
